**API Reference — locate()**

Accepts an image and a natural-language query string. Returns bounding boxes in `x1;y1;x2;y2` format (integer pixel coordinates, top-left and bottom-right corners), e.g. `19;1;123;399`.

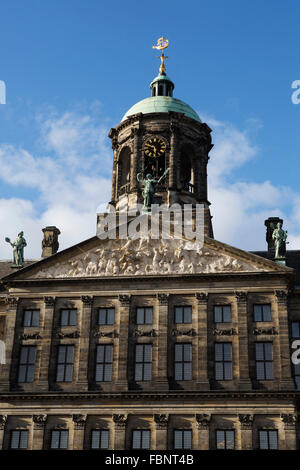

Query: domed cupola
108;37;213;236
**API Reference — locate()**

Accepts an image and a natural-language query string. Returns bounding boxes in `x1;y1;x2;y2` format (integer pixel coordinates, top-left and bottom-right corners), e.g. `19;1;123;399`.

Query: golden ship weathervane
152;36;169;75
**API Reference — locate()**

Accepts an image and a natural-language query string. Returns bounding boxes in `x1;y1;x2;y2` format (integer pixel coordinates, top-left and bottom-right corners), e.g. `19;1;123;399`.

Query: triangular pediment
3;234;294;281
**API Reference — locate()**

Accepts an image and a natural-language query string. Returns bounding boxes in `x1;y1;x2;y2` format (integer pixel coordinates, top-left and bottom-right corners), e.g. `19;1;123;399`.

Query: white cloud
0;108;112;259
1;106;300;261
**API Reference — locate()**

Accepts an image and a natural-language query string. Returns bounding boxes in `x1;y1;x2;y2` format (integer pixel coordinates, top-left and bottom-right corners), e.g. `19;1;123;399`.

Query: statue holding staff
137;168;170;210
5;231;27;268
272;222;288;259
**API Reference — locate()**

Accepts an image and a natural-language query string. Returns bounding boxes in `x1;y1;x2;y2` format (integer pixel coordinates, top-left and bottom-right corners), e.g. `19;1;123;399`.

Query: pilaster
238;414;253;450
195;414;211;450
196;293;209;390
0;297;18;391
275;290;294;389
154;414;169;450
38;296;55;391
113;414;128;450
115;295;130;391
0;415;7;449
77;296;93;391
155;293;169;390
73;414;87;450
32;414;47;450
235;292;252;390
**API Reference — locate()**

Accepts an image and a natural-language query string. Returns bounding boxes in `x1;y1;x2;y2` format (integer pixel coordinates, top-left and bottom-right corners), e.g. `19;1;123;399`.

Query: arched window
119;147;131;188
158;84;163;96
180;144;195;192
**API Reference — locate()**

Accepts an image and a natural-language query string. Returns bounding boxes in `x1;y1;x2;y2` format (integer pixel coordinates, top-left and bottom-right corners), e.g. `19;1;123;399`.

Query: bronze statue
5;231;27;268
137;168;170;210
272;222;288;259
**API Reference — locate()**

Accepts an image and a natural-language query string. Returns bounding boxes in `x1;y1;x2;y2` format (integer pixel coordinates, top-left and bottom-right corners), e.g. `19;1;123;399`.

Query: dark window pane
98;308;115;325
216;430;225;449
107;309;115;325
60;431;68;449
224;362;232;380
145;308;153;324
259;430;268;449
254;305;262;322
255;343;264;360
136;308;144;324
215;343;223;361
142;430;150;449
263;305;271;321
223;343;232;361
265;362;274;380
132;430;141;449
223;306;231;323
19;430;28;449
69;310;77;326
269;431;278;449
264;343;273;361
23;311;31;327
32;310;40;327
292;322;300;338
91;430;100;449
183;307;192;323
226;431;235;449
61;310;68;326
214;306;222;323
175;307;183;324
51;430;60;449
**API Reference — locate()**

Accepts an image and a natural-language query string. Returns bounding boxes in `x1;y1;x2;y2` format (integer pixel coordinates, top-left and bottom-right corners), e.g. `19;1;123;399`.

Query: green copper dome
121;96;201;123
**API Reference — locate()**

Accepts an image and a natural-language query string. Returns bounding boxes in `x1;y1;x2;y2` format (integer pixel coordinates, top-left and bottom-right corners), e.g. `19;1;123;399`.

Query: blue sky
1;0;300;258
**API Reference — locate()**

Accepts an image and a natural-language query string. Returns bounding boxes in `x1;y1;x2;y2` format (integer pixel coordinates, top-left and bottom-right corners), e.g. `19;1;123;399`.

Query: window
96;344;113;382
175;306;192;324
60;309;77;326
254;304;271;322
91;430;109;449
216;430;235;450
136;307;153;325
23;309;39;327
135;344;152;381
214;305;231;323
175;343;192;381
18;346;36;383
292;321;300;338
56;345;74;382
174;430;192;449
255;342;273;380
132;430;150;449
10;430;28;449
51;430;69;449
98;308;115;325
259;430;278;450
215;343;232;380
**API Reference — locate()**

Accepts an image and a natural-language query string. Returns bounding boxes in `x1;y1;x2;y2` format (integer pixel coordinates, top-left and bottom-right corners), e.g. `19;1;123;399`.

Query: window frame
56;345;74;382
174;306;192;324
253;304;271;322
134;343;152;382
23;309;40;327
173;429;192;449
174;343;192;381
60;308;77;327
215;342;233;381
91;429;109;449
98;307;115;326
258;429;278;450
216;429;235;450
136;306;153;325
255;341;274;380
18;345;36;383
50;429;69;450
131;429;150;449
10;429;29;450
213;305;231;323
95;344;113;382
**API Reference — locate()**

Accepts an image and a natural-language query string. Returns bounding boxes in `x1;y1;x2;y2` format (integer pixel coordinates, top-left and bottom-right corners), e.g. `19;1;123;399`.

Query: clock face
143;137;166;158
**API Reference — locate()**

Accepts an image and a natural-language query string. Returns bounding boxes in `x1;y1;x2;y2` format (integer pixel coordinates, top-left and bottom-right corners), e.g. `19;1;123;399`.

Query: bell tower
108;38;214;236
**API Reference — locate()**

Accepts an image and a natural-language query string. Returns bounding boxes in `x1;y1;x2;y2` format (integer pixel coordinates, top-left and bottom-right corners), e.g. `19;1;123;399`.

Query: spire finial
152;36;169;75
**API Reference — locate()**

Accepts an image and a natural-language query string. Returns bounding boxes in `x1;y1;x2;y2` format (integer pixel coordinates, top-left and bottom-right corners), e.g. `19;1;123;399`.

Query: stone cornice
0;391;299;401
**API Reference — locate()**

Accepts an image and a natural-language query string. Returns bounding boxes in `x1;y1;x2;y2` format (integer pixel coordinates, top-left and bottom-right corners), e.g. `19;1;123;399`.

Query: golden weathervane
152;36;169;75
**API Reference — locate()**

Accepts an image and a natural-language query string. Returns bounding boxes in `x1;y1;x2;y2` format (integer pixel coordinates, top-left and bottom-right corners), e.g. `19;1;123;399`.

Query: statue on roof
272;222;288;259
5;231;27;268
137;168;170;210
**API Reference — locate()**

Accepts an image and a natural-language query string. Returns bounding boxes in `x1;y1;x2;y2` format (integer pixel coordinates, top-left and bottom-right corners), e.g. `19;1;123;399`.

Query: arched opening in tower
118;146;131;191
180;144;195;193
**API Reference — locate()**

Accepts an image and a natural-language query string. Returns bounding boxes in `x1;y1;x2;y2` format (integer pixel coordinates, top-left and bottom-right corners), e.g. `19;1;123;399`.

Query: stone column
281;414;297;449
169;122;178;190
195;414;211;450
115;295;130;391
38;296;55;391
111;137;118;203
235;292;252;390
130;126;141;191
196;293;210;390
154;414;169;450
77;296;93;391
155;294;169;391
0;415;7;449
32;415;47;450
238;414;253;450
113;414;128;450
73;414;87;450
275;290;294;389
0;297;18;391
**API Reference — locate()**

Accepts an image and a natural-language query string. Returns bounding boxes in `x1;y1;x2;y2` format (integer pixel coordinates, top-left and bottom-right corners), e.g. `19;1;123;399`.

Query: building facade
0;56;300;451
